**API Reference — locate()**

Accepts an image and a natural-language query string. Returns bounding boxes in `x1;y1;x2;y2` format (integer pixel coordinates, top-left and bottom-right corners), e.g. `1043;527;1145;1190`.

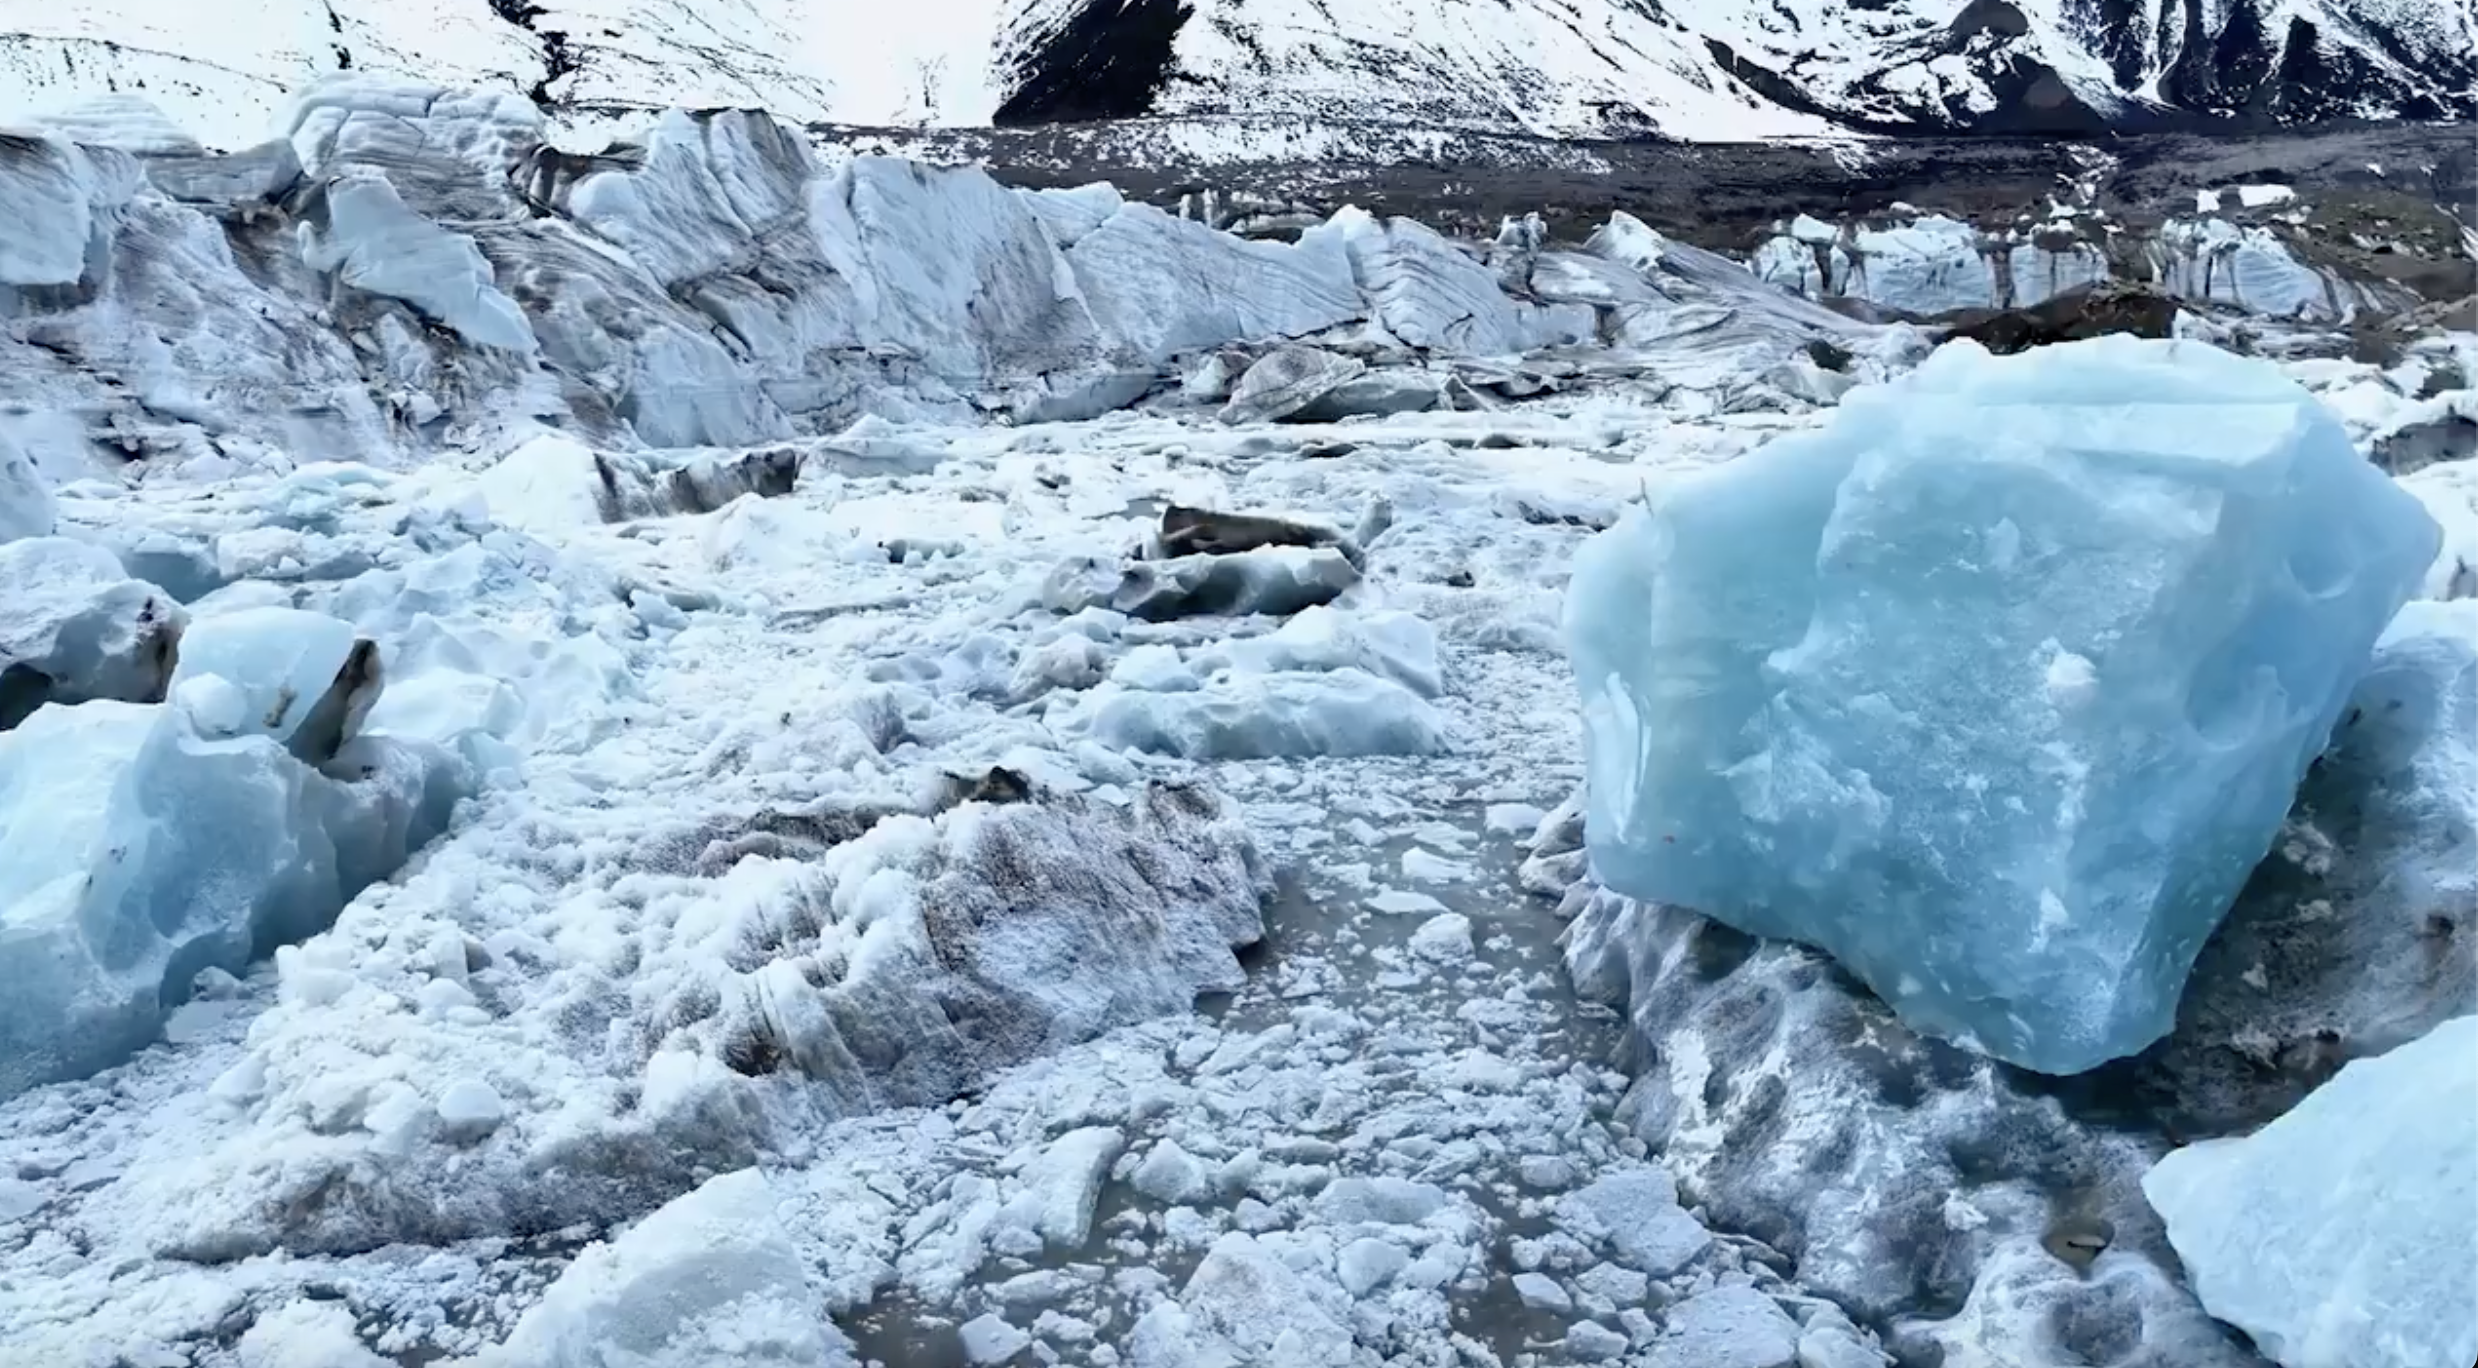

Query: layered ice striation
1566;335;2440;1073
2143;1014;2478;1368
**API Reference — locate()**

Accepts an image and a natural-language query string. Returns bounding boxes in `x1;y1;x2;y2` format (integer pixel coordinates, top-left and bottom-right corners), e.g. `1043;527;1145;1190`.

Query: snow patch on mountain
1;0;2466;152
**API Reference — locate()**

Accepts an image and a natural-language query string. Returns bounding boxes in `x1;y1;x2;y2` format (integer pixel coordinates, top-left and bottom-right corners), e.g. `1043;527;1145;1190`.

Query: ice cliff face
1;0;2469;149
0;80;1915;484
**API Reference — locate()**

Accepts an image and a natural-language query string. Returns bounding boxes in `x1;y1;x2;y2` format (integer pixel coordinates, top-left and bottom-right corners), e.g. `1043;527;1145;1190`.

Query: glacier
2143;1014;2478;1368
1566;335;2441;1073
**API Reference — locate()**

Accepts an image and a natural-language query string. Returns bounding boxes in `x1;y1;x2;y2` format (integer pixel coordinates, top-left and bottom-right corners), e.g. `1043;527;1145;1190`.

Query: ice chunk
300;174;538;353
2154;218;2375;322
1173;1233;1358;1363
959;1312;1032;1364
1559;1169;1710;1276
1338;1238;1410;1296
1068;203;1363;368
1076;669;1447;760
1647;1285;1801;1368
1133;1139;1213;1205
997;1126;1124;1247
0;699;461;1099
2399;461;2478;600
0;428;54;545
1512;1270;1571;1311
1568;337;2440;1073
1190;606;1443;697
1407;912;1474;962
168;606;377;763
0;537;185;727
2143;1016;2477;1368
0;130;140;287
1219;346;1366;424
482;1168;856;1367
235;1300;390;1368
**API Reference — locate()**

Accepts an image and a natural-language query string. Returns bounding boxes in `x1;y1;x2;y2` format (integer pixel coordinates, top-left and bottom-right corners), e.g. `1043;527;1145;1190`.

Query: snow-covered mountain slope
1;0;2468;150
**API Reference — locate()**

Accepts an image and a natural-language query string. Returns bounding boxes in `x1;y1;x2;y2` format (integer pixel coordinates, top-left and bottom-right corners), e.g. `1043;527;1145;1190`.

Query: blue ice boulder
1566;336;2440;1074
2143;1014;2477;1368
0;691;465;1100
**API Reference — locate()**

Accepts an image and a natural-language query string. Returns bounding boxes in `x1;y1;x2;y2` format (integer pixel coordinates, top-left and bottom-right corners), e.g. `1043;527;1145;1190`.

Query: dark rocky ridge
977;0;2472;137
912;119;2475;254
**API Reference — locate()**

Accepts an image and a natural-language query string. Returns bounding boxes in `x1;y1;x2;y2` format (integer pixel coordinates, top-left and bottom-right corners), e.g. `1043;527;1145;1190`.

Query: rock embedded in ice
1647;1285;1802;1368
1062;547;1361;622
1297;370;1446;421
0;537;186;727
2143;1015;2478;1368
1155;505;1357;566
1567;336;2441;1073
482;1168;855;1367
169;606;378;764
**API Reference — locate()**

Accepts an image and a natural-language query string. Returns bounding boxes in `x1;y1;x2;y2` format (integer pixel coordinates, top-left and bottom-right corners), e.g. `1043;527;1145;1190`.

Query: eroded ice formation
2143;1015;2478;1368
1567;335;2440;1073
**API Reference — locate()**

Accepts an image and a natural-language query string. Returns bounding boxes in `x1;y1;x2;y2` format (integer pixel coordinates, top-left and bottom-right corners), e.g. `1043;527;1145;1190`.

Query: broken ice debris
1567;336;2439;1073
0;537;185;728
169;606;379;764
480;1168;856;1367
2143;1015;2478;1368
